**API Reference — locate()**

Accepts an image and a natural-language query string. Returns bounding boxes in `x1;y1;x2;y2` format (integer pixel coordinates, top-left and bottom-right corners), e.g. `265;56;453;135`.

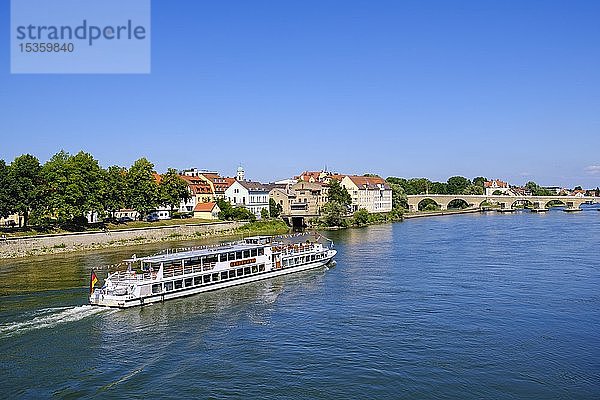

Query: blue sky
1;0;599;187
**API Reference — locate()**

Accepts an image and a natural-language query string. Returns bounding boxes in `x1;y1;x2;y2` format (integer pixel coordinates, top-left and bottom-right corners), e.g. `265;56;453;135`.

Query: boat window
194;276;202;285
212;273;219;281
311;255;315;261
259;264;265;272
283;260;288;267
251;249;257;257
244;267;250;275
228;252;235;261
152;284;162;294
252;265;258;273
165;282;174;291
236;251;243;259
219;254;227;262
174;280;183;289
221;271;228;280
229;270;236;279
243;250;250;258
237;268;243;277
206;255;218;264
184;278;193;287
258;248;264;256
203;275;211;283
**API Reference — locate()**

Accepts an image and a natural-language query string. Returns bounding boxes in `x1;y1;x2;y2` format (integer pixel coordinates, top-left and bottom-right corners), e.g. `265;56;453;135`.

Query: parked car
146;214;159;222
118;216;134;223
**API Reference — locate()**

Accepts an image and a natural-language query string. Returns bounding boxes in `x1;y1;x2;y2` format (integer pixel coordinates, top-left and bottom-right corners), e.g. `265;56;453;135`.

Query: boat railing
109;271;156;282
162;262;216;278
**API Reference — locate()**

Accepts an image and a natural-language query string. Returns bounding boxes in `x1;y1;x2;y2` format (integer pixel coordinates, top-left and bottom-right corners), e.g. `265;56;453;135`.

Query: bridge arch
545;199;566;208
447;198;470;209
417;198;440;211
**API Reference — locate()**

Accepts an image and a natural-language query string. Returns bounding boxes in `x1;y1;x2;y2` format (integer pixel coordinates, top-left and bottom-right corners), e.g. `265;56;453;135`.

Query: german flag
90;270;98;293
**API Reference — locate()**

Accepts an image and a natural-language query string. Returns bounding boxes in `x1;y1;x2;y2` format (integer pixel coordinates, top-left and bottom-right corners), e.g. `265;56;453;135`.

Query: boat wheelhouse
89;235;336;308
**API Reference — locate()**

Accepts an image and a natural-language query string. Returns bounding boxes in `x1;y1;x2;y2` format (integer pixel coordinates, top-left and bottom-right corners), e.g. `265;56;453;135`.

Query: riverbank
403;208;482;219
0;221;248;259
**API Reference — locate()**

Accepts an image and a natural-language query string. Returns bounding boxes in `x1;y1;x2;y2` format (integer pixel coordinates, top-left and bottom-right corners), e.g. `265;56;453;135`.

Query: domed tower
236;165;245;181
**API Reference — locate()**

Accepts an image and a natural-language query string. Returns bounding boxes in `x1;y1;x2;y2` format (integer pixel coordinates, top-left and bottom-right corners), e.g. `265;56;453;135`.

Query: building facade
225;180;270;219
340;175;393;213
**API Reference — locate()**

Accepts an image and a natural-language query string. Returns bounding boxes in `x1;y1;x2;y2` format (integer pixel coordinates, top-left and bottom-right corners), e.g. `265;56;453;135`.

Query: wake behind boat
89;235;337;308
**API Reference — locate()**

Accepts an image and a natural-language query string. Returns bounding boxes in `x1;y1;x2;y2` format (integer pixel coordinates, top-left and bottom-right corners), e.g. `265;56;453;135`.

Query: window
229;270;236;279
194;276;202;285
221;271;228;280
251;249;257;257
152;284;162;294
236;251;243;259
212;273;220;282
220;254;227;262
244;267;251;275
252;265;258;273
174;280;183;289
237;268;244;277
259;264;265;272
228;252;235;261
203;275;211;283
258;248;264;256
165;282;174;291
184;278;193;287
243;250;250;258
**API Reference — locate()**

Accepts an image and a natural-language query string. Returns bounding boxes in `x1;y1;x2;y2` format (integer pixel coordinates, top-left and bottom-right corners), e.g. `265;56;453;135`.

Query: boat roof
125;237;271;264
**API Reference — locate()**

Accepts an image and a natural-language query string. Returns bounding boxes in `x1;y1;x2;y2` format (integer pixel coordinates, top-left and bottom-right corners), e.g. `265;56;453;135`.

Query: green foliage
127;158;159;218
473;177;487;187
269;198;282;218
7;154;42;227
260;208;269;220
525;181;553;196
462;184;483;195
0;160;11;219
103;165;129;216
387;182;408;210
446;176;471;195
216;199;256;222
322;201;348;227
327;179;352;206
159;168;191;211
352;208;369;226
430;181;448;194
41;151;105;224
492;190;505;195
418;198;440;211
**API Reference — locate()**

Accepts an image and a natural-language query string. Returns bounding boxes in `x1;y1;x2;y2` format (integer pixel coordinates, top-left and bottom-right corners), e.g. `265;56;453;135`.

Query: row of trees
0;152;190;228
385;176;487;196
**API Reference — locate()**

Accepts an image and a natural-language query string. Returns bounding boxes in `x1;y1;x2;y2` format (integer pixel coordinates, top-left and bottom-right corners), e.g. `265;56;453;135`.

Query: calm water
1;208;599;399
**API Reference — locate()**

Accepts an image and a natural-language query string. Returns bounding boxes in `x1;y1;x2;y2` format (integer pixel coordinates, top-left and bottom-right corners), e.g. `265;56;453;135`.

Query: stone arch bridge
407;194;600;212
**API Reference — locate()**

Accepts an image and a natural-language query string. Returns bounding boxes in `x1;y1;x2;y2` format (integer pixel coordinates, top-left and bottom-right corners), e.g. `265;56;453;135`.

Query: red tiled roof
180;175;213;194
484;179;508;188
194;202;217;212
345;175;390;190
153;173;162;184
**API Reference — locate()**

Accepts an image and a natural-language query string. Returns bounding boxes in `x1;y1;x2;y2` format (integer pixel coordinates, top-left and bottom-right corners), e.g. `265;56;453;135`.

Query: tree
327;179;351;206
159;168;190;213
407;178;431;195
447;176;471;195
525;181;553;196
8;154;42;227
102;165;129;218
216;198;233;220
127;158;159;219
353;208;369;226
463;184;484;195
429;181;448;194
473;177;487;187
260;208;269;220
269;198;282;218
41;151;104;224
388;182;408;210
322;201;347;227
573;185;583;191
0;160;11;219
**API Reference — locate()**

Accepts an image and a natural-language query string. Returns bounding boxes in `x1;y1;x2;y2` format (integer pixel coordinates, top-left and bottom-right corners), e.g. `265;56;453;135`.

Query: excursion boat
89;235;337;308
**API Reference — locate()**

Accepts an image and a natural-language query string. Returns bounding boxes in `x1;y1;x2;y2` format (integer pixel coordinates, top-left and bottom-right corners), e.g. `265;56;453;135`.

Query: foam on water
0;305;110;338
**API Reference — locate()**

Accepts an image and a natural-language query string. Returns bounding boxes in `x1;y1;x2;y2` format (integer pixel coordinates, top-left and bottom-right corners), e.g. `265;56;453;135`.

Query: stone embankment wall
0;221;247;259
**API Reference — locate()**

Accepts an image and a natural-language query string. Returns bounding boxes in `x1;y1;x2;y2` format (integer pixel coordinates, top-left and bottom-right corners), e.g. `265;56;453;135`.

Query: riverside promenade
0;221;247;259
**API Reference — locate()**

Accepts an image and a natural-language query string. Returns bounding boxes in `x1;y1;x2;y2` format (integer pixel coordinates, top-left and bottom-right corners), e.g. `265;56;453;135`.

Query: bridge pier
531;201;548;213
564;201;582;212
497;202;515;212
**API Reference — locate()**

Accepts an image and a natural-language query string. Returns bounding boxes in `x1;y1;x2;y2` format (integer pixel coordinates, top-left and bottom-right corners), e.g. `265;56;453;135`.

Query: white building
225;180;270;219
484;179;510;196
339;175;393;213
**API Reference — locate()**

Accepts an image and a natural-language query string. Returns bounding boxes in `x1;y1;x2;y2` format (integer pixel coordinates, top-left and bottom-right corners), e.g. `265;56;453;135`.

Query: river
1;207;599;399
